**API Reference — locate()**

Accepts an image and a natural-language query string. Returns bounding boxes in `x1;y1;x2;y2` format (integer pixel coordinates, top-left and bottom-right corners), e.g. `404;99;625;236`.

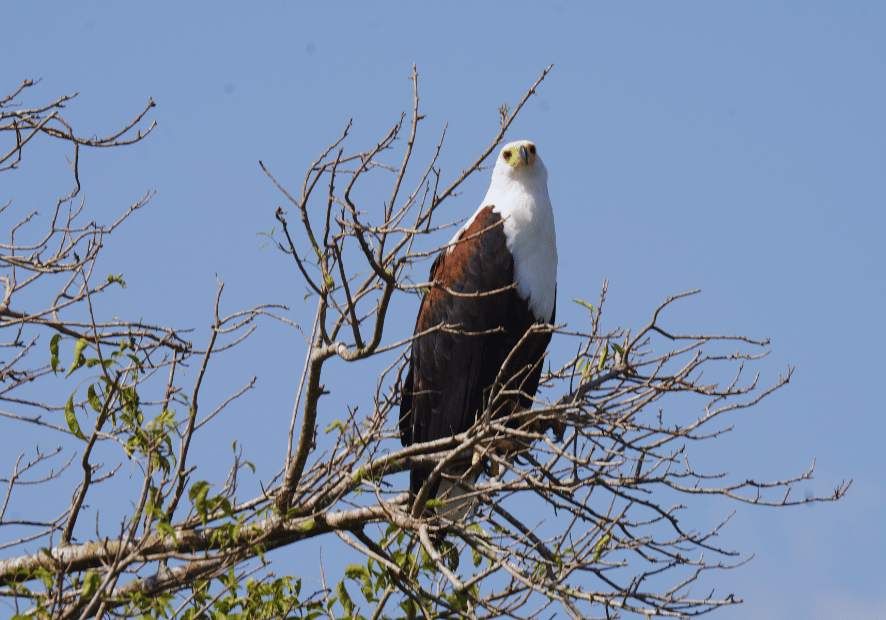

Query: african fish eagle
399;139;558;516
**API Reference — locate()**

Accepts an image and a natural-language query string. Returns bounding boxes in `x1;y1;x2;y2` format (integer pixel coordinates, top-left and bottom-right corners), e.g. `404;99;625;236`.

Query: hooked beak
519;145;529;164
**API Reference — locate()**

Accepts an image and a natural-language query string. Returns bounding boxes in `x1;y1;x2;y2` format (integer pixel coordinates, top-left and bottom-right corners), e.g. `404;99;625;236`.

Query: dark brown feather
400;206;554;496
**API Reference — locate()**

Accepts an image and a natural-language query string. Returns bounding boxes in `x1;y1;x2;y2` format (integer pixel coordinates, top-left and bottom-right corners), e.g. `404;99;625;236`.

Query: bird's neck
484;178;553;233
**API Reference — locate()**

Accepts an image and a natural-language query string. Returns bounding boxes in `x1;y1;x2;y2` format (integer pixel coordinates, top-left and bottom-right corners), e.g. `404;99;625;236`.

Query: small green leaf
572;299;596;315
337;581;354;616
597;344;609;370
81;569;101;599
50;334;62;373
189;481;211;526
299;519;316;533
384;523;398;540
345;564;373;596
87;384;103;413
66;338;89;377
593;535;611;563
217;498;233;518
400;598;417;620
353;465;367;484
424;498;446;509
157;521;178;547
107;274;127;288
325;420;345;435
65;395;87;440
251;543;266;564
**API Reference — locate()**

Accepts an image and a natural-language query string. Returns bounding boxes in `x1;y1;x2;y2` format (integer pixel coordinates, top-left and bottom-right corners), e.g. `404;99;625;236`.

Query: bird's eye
502;151;511;160
529;145;536;154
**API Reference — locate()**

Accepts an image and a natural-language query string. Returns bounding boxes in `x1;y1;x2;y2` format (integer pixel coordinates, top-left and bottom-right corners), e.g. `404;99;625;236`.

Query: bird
399;139;558;519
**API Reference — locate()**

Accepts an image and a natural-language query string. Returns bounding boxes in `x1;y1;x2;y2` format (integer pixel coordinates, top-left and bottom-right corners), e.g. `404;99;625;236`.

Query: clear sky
3;2;884;618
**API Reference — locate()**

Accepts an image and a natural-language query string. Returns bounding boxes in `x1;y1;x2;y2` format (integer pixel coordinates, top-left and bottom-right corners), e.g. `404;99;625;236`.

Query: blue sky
3;2;884;618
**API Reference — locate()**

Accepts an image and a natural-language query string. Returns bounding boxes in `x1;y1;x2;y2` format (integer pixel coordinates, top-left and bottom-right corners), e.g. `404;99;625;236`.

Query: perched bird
400;139;558;517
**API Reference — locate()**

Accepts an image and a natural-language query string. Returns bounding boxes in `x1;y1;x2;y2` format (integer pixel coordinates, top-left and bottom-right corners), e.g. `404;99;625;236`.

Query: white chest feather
491;184;558;322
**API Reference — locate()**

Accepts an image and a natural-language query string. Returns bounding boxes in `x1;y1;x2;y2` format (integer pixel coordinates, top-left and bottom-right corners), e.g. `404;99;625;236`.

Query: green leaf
87;384;103;413
337;581;354;616
251;542;266;564
217;498;234;518
419;545;434;571
66;337;89;377
157;521;178;547
189;481;211;526
384;523;398;541
439;540;459;571
424;498;446;509
345;564;373;598
597;344;609;370
74;337;88;358
50;334;62;373
107;273;127;288
399;597;417;620
325;420;345;435
81;569;101;599
593;534;611;563
471;546;482;568
572;299;596;315
299;519;316;533
65;395;87;440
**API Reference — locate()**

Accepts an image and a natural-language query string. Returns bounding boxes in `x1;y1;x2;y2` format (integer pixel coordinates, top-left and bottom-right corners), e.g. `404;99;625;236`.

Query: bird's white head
484;140;549;205
492;140;548;184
